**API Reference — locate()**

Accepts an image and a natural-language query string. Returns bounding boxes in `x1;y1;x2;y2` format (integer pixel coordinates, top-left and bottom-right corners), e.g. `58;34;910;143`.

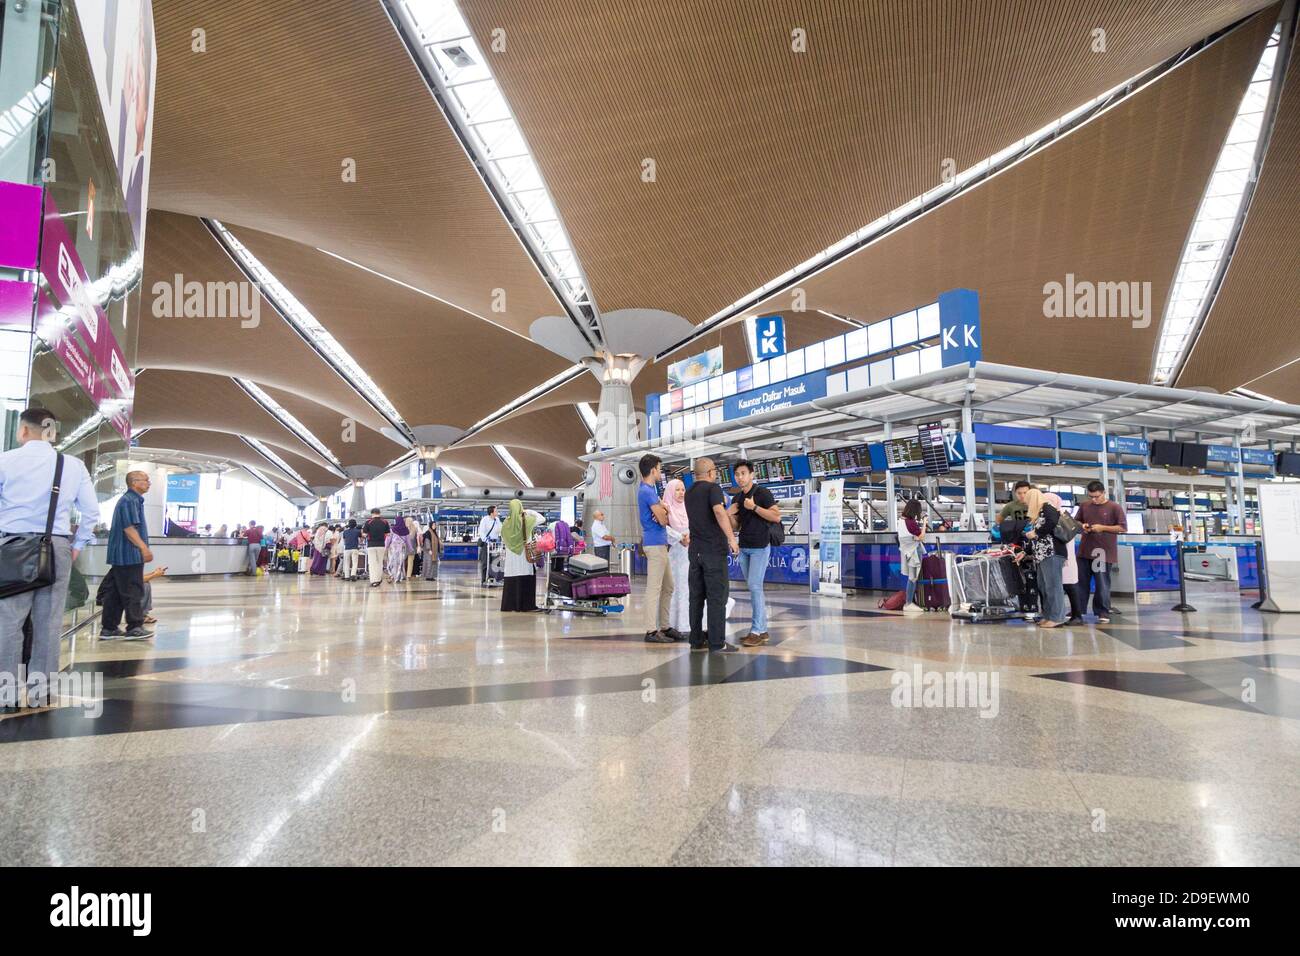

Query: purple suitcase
571;573;630;599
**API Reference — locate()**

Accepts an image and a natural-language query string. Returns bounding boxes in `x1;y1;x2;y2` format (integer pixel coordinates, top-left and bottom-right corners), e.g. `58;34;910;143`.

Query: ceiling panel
462;0;1273;323
132;428;317;494
1177;44;1300;395
438;445;514;488
506;446;583;490
137;211;390;432
260;386;405;471
227;224;571;428
132;369;340;475
742;14;1275;385
149;0;561;334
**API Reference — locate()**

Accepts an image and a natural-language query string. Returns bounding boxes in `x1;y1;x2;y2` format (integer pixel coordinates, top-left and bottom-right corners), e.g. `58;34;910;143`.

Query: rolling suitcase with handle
920;551;949;610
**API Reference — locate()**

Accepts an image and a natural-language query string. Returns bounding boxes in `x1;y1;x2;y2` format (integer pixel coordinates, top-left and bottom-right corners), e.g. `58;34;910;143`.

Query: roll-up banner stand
818;479;845;598
1257;482;1300;612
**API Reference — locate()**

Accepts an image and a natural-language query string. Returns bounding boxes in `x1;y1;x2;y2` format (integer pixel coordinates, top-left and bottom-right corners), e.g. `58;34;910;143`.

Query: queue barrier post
1171;542;1197;613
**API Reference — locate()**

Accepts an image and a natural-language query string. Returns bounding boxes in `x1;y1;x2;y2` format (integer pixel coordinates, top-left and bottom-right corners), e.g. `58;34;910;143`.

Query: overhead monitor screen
882;437;924;470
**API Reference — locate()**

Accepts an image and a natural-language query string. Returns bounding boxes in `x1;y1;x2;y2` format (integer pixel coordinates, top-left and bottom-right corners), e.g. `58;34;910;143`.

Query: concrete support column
349;481;366;515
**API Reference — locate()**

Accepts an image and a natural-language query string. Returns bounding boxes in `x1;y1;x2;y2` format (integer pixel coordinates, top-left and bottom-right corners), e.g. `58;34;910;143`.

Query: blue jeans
1036;553;1068;623
739;545;770;633
905;575;917;605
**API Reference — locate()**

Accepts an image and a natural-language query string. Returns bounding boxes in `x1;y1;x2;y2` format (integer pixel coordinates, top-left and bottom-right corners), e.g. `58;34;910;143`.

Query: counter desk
77;538;255;578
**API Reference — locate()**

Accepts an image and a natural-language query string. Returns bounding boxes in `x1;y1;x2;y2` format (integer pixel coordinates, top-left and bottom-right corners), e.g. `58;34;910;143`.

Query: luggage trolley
541;552;627;616
948;549;1040;623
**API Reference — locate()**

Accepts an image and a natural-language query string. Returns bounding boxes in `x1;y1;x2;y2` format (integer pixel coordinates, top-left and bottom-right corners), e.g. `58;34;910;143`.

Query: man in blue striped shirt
99;470;154;639
0;408;100;708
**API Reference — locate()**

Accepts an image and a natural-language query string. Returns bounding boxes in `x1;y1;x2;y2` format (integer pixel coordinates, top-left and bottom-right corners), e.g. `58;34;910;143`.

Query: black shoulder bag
0;452;64;599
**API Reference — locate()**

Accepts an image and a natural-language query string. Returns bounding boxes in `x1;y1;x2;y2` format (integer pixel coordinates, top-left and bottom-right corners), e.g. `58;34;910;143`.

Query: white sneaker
902;604;926;615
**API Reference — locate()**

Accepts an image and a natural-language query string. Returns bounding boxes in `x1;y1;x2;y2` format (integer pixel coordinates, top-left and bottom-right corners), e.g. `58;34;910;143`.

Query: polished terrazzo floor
2;564;1299;866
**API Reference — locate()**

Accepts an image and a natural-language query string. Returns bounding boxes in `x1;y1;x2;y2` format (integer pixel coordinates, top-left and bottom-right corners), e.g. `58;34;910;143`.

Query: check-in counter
76;537;254;578
1114;534;1258;593
841;531;991;592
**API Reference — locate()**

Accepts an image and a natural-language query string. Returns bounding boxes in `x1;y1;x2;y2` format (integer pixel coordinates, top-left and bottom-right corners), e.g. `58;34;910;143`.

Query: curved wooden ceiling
745;13;1275;384
461;0;1273;323
148;0;561;334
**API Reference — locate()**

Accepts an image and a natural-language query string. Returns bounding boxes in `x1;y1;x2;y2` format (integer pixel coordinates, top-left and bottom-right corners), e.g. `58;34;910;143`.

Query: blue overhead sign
166;473;200;503
723;370;827;421
756;315;786;358
938;289;981;367
1107;436;1149;455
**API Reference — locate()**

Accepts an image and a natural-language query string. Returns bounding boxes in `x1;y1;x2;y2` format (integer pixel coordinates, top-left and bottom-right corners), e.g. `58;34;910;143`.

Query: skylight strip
1154;26;1285;384
243;436;313;492
385;0;604;347
654;24;1252;362
576;402;597;435
439;464;465;488
494;444;532;487
206;220;413;443
235;378;346;475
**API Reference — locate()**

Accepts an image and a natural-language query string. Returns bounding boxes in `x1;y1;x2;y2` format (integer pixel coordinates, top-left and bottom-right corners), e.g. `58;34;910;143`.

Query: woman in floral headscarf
385;516;410;583
661;478;692;634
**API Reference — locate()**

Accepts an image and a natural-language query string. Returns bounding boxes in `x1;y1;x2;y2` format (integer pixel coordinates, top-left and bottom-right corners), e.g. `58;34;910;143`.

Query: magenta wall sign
0;180;43;271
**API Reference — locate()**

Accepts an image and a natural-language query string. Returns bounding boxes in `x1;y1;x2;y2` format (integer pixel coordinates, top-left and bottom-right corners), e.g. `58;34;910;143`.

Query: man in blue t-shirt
101;470;153;639
638;453;678;643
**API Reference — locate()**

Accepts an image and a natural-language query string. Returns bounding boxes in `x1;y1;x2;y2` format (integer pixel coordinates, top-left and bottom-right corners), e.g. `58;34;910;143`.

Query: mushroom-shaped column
342;465;383;516
308;486;338;523
288;496;315;526
529;309;694;546
409;425;465;499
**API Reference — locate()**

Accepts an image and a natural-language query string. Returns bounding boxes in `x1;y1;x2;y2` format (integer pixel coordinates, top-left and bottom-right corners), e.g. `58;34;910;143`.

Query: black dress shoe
662;627;686;642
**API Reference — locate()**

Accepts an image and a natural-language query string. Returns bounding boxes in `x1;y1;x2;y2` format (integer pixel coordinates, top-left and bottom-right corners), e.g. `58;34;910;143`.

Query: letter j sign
757;315;786;357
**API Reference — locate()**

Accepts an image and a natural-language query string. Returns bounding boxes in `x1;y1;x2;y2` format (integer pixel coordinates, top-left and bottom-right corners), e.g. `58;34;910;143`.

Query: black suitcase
550;567;580;598
276;556;295;573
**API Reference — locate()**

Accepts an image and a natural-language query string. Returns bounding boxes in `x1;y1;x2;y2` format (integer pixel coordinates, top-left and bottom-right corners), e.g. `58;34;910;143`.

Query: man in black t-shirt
362;509;390;588
684;457;741;652
727;460;781;646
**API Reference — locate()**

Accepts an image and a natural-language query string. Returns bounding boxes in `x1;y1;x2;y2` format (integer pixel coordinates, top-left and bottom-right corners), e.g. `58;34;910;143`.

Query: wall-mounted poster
75;0;157;249
666;347;723;390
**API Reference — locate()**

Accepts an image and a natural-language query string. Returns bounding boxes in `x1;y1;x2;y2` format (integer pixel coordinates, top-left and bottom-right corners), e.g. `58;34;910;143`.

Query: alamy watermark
1043;273;1152;328
890;664;1000;718
0;668;103;717
151;273;260;328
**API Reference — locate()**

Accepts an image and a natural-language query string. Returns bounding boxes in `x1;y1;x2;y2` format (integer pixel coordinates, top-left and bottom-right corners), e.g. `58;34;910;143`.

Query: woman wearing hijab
662;478;693;634
1043;491;1083;623
404;518;420;580
422;521;442;581
500;499;539;612
386;516;409;583
310;523;330;575
1017;488;1068;628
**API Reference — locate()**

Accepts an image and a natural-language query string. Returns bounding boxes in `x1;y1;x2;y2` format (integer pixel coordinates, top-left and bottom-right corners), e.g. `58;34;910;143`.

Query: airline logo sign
56;241;99;345
756;315;786;358
938;289;981;367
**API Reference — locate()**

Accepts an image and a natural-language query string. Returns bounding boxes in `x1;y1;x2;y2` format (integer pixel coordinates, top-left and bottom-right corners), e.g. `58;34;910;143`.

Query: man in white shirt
590;510;614;562
0;408;101;709
476;505;501;584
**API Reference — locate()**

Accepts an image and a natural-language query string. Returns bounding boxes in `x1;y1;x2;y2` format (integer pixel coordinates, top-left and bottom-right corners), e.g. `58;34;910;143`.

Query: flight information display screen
835;445;869;474
882;437;924;470
755;457;793;482
807;451;836;476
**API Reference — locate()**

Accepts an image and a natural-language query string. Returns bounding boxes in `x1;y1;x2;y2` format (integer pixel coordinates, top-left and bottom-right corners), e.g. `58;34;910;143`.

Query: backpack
878;589;907;610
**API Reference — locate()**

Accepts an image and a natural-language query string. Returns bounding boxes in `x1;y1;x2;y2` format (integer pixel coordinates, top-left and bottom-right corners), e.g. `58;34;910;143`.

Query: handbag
1053;510;1080;543
0;452;64;599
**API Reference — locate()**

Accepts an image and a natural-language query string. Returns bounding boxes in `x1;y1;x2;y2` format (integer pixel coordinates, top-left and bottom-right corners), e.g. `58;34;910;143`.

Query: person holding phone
1074;480;1127;623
